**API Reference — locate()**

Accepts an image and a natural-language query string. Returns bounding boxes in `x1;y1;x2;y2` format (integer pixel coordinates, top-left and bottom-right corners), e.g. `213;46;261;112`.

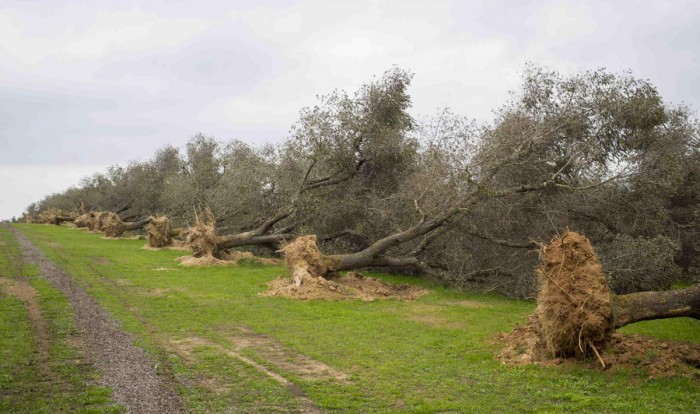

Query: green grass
0;226;123;413
10;223;700;413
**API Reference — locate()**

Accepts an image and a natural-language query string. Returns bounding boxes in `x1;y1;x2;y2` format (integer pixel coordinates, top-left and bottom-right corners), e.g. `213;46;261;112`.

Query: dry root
267;235;427;301
102;212;127;238
498;232;614;364
497;231;700;377
74;213;92;228
37;208;70;225
185;208;218;258
535;231;614;358
279;235;330;286
146;216;172;247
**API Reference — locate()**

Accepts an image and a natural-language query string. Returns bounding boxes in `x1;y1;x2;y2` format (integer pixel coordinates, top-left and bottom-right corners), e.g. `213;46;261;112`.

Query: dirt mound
604;333;700;378
177;250;280;267
536;231;614;358
279;235;330;285
263;271;428;301
498;327;700;378
146;216;172;247
185;208;218;257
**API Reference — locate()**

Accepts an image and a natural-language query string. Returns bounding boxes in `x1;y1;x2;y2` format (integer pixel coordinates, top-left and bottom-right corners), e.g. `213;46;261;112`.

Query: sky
1;0;699;219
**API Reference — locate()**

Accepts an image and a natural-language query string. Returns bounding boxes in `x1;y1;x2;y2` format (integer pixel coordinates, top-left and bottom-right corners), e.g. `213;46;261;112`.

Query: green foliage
599;234;682;294
23;65;700;298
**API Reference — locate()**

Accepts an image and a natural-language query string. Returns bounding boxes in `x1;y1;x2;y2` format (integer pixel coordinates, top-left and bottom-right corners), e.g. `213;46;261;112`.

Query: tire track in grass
6;225;184;414
170;336;323;414
0;277;52;379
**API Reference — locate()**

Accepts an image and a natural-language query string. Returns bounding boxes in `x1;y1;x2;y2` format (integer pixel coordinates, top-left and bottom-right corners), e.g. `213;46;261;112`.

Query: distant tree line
27;65;700;298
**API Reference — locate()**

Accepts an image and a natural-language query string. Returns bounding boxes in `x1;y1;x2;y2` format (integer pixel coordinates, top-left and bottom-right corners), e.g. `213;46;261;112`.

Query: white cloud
0;0;699;218
0;164;109;220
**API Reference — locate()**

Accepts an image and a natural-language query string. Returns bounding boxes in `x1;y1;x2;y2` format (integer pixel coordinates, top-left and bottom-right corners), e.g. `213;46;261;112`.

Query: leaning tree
185;67;419;258
282;66;696;293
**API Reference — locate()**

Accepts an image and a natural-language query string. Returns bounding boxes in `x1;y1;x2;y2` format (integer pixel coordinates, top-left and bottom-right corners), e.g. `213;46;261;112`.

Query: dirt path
5;225;184;414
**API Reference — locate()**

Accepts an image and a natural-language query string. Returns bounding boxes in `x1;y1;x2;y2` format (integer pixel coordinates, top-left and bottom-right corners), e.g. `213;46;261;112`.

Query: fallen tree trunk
53;216;76;225
103;213;152;238
612;284;700;328
37;209;76;225
187;208;295;257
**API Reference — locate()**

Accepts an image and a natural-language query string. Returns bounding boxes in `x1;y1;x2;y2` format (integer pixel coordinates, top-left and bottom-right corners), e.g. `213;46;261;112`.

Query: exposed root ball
102;212;127;238
86;212;103;231
74;213;92;228
146;216;172;247
22;214;34;223
279;235;329;286
93;211;113;232
535;231;614;358
37;208;65;225
186;208;218;258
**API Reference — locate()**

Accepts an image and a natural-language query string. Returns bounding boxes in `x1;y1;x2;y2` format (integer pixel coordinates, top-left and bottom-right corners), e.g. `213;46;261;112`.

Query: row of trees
26;66;700;297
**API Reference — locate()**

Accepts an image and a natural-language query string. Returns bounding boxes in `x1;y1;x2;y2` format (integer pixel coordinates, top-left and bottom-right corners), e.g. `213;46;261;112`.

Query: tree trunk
104;216;152;238
217;232;294;249
123;218;152;232
54;216;75;225
211;210;294;252
612;284;700;328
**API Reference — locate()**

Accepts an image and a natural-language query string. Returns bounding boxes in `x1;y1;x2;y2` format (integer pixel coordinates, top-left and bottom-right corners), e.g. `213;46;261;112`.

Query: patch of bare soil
263;271;429;301
407;304;467;329
177;250;280;267
0;277;51;377
497;231;700;378
445;300;488;308
498;327;700;378
169;336;323;414
229;325;349;382
94;257;112;265
6;225;184;413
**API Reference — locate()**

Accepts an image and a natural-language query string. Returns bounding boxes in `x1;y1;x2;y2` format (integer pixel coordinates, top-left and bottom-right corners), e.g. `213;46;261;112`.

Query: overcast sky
1;0;698;219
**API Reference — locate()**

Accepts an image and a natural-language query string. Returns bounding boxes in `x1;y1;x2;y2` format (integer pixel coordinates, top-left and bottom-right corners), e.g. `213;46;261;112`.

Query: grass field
3;223;699;413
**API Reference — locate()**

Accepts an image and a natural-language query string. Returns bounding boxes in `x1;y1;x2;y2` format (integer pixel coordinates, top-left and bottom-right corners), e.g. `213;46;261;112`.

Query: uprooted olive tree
185;68;417;259
102;213;152;238
500;231;699;368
